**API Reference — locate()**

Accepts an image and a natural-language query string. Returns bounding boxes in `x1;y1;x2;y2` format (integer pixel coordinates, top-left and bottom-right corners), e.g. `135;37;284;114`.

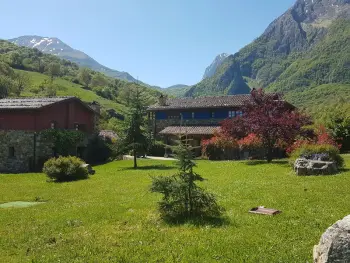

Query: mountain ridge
184;0;350;98
9;35;138;83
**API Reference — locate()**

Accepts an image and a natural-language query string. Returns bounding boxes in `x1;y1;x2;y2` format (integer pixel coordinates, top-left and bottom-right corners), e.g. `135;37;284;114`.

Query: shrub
202;133;238;160
147;140;165;157
151;136;224;221
289;144;344;168
85;134;116;164
43;156;89;182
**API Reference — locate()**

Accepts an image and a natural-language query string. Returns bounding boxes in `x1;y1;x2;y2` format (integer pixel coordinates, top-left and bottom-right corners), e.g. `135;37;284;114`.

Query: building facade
0;97;98;173
147;94;249;136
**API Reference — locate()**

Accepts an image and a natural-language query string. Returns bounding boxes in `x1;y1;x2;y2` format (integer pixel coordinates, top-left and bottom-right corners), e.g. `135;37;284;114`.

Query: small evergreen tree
121;86;149;168
151;136;223;221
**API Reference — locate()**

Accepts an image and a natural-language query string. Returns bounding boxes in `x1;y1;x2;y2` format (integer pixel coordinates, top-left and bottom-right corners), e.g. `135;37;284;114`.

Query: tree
78;68;92;88
12;72;30;96
221;89;311;162
151;136;223;220
47;62;61;81
121;86;149;168
91;73;109;87
0;76;14;99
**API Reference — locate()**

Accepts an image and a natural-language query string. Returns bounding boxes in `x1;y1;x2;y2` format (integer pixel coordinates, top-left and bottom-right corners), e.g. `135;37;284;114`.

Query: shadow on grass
163;215;232;228
245;160;289;166
119;165;176;171
48;177;90;183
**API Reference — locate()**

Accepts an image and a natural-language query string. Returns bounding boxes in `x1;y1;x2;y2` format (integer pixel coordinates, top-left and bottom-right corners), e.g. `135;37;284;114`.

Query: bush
43;156;89;182
289;144;344;168
85;134;115;164
151;175;223;219
151;137;224;221
202;134;238;160
147;140;165;157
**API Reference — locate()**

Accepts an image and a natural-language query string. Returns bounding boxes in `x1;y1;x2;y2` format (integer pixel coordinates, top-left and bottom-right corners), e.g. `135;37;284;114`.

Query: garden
1;156;350;262
1;89;349;262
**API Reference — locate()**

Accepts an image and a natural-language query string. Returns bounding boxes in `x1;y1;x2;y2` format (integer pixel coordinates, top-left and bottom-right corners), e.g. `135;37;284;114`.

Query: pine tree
121;86;149;168
151;135;223;220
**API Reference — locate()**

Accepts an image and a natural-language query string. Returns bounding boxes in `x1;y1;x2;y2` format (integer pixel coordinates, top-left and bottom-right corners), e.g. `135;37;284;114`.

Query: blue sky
1;0;295;87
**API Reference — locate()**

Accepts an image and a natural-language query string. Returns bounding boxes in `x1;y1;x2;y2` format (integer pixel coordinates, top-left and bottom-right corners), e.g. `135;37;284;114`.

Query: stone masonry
0;131;53;173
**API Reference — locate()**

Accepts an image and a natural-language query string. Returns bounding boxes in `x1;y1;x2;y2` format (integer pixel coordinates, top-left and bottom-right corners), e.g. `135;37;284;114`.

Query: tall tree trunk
133;148;137;168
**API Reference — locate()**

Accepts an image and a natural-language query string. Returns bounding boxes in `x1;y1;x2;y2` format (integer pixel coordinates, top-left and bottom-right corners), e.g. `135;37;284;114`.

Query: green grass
17;70;127;113
1;157;350;262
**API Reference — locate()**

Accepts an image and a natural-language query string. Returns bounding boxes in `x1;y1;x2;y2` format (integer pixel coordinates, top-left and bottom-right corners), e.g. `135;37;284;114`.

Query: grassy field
17;70;127;114
1;157;350;262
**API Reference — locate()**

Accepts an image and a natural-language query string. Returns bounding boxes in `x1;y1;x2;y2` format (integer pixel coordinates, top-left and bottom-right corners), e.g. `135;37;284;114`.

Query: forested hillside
0;40;162;130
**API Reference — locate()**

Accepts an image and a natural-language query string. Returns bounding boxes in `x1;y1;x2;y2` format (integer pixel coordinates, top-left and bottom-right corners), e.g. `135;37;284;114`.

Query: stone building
0;97;98;173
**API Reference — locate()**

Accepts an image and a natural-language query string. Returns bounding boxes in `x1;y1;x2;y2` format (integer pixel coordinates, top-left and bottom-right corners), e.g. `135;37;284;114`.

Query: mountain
187;0;350;98
163;84;190;97
9;35;138;82
202;53;230;79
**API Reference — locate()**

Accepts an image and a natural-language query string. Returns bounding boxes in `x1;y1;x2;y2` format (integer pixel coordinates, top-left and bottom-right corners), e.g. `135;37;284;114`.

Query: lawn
1;157;350;262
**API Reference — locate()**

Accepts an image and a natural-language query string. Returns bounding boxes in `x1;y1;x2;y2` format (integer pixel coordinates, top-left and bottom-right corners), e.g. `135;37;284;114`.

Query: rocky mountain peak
292;0;350;23
202;53;230;80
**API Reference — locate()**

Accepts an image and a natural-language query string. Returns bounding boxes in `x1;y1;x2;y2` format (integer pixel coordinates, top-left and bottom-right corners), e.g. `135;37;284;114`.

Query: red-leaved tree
221;89;312;162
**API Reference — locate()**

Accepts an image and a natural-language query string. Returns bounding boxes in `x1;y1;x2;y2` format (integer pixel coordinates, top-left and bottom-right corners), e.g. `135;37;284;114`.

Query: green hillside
285;83;350;123
0;40;162;115
185;58;251;97
269;19;350;94
18;70;127;113
163;84;190;98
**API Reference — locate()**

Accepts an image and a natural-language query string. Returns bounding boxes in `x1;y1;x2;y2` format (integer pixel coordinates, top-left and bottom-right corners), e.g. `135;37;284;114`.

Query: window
236;111;243;117
50;121;56;129
168;115;179;119
192;112;195;119
74;123;86;131
8;147;15;158
211;112;215;118
228;111;236;118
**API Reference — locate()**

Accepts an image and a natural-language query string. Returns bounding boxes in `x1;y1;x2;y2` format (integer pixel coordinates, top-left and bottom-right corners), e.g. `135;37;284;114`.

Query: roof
159;126;220;136
0;97;95;113
148;94;252;111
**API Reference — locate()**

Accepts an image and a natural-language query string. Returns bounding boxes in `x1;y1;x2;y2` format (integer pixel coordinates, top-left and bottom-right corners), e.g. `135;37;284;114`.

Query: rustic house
0;97;99;173
147;94;251;153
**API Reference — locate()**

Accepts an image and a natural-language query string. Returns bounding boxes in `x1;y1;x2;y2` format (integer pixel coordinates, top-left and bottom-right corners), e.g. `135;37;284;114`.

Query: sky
1;0;295;87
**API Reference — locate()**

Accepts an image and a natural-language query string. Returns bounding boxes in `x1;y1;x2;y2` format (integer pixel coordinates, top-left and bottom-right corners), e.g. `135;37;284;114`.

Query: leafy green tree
151;136;223;220
78;68;92;88
47;62;61;81
12;72;30;96
120;86;149;168
0;76;14;98
91;73;109;87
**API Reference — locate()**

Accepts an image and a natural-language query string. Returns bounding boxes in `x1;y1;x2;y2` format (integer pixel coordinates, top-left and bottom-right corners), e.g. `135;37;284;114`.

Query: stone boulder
294;158;338;176
313;215;350;263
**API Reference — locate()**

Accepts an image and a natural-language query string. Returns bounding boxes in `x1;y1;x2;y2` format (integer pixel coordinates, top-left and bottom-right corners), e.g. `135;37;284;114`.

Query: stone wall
0;131;36;173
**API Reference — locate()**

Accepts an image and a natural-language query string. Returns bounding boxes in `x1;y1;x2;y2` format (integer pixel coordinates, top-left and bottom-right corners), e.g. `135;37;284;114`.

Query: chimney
158;94;167;106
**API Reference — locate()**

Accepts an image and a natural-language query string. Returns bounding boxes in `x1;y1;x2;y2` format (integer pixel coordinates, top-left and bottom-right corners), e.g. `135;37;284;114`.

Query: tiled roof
159;126;220;135
0;97;76;109
148;94;252;111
